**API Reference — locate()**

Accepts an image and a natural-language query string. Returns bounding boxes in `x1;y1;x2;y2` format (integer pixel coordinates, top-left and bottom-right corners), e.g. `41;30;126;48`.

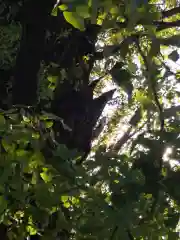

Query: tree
0;0;179;239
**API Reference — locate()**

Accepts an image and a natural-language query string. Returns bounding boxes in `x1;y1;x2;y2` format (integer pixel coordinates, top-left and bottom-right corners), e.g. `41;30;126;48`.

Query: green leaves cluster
0;108;179;239
1;0;180;239
0;24;21;69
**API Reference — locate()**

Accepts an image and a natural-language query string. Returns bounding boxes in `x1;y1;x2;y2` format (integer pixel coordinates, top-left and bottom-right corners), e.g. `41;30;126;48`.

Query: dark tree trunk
12;0;56;105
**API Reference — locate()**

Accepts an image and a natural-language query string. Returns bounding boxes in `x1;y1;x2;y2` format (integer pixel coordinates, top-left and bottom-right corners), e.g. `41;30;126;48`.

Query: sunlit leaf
63;11;85;30
26;225;37;236
61;195;69;202
45;120;53;128
40;171;52;183
63;201;71;208
59;4;68;11
47;75;58;84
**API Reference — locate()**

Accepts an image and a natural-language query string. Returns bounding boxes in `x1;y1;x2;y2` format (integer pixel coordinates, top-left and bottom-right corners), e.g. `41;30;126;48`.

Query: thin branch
126;229;134;240
112;127;132;152
116;18;180;32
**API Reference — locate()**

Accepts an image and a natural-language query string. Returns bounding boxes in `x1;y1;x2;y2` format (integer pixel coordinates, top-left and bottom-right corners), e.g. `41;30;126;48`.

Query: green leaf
63;11;85;31
63;201;71;208
2;139;15;153
134;89;152;108
76;5;90;18
45;120;53;129
51;6;58;16
16;149;29;158
165;0;176;8
128;61;138;74
55;144;79;161
26;225;37;236
61;195;69;203
47;75;58;84
110;6;119;15
35;184;56;208
59;4;68;11
40;171;52;183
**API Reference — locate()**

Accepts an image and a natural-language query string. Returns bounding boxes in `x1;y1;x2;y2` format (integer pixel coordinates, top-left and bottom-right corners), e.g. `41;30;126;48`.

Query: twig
110;226;118;240
126;229;134;240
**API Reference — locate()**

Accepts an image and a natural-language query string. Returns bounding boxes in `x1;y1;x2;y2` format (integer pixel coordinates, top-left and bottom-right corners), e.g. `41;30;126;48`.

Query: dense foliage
0;0;179;239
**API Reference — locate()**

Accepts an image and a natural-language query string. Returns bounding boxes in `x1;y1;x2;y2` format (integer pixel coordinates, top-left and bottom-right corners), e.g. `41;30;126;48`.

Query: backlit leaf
63;11;85;31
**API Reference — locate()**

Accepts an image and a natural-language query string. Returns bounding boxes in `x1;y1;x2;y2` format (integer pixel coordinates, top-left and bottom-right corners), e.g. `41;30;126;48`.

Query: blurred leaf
40;170;52;183
45;120;53;129
76;5;90;18
51;6;58;16
135;90;152;108
63;201;71;208
2;139;15;153
63;11;85;31
59;4;68;11
61;195;69;203
26;225;37;236
165;0;177;8
47;75;58;84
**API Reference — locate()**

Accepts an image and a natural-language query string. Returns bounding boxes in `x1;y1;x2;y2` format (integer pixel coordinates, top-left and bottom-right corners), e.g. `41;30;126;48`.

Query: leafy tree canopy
0;0;179;239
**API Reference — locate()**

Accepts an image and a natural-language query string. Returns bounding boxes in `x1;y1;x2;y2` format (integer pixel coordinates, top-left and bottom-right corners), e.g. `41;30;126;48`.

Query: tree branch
155;19;180;31
162;6;180;19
